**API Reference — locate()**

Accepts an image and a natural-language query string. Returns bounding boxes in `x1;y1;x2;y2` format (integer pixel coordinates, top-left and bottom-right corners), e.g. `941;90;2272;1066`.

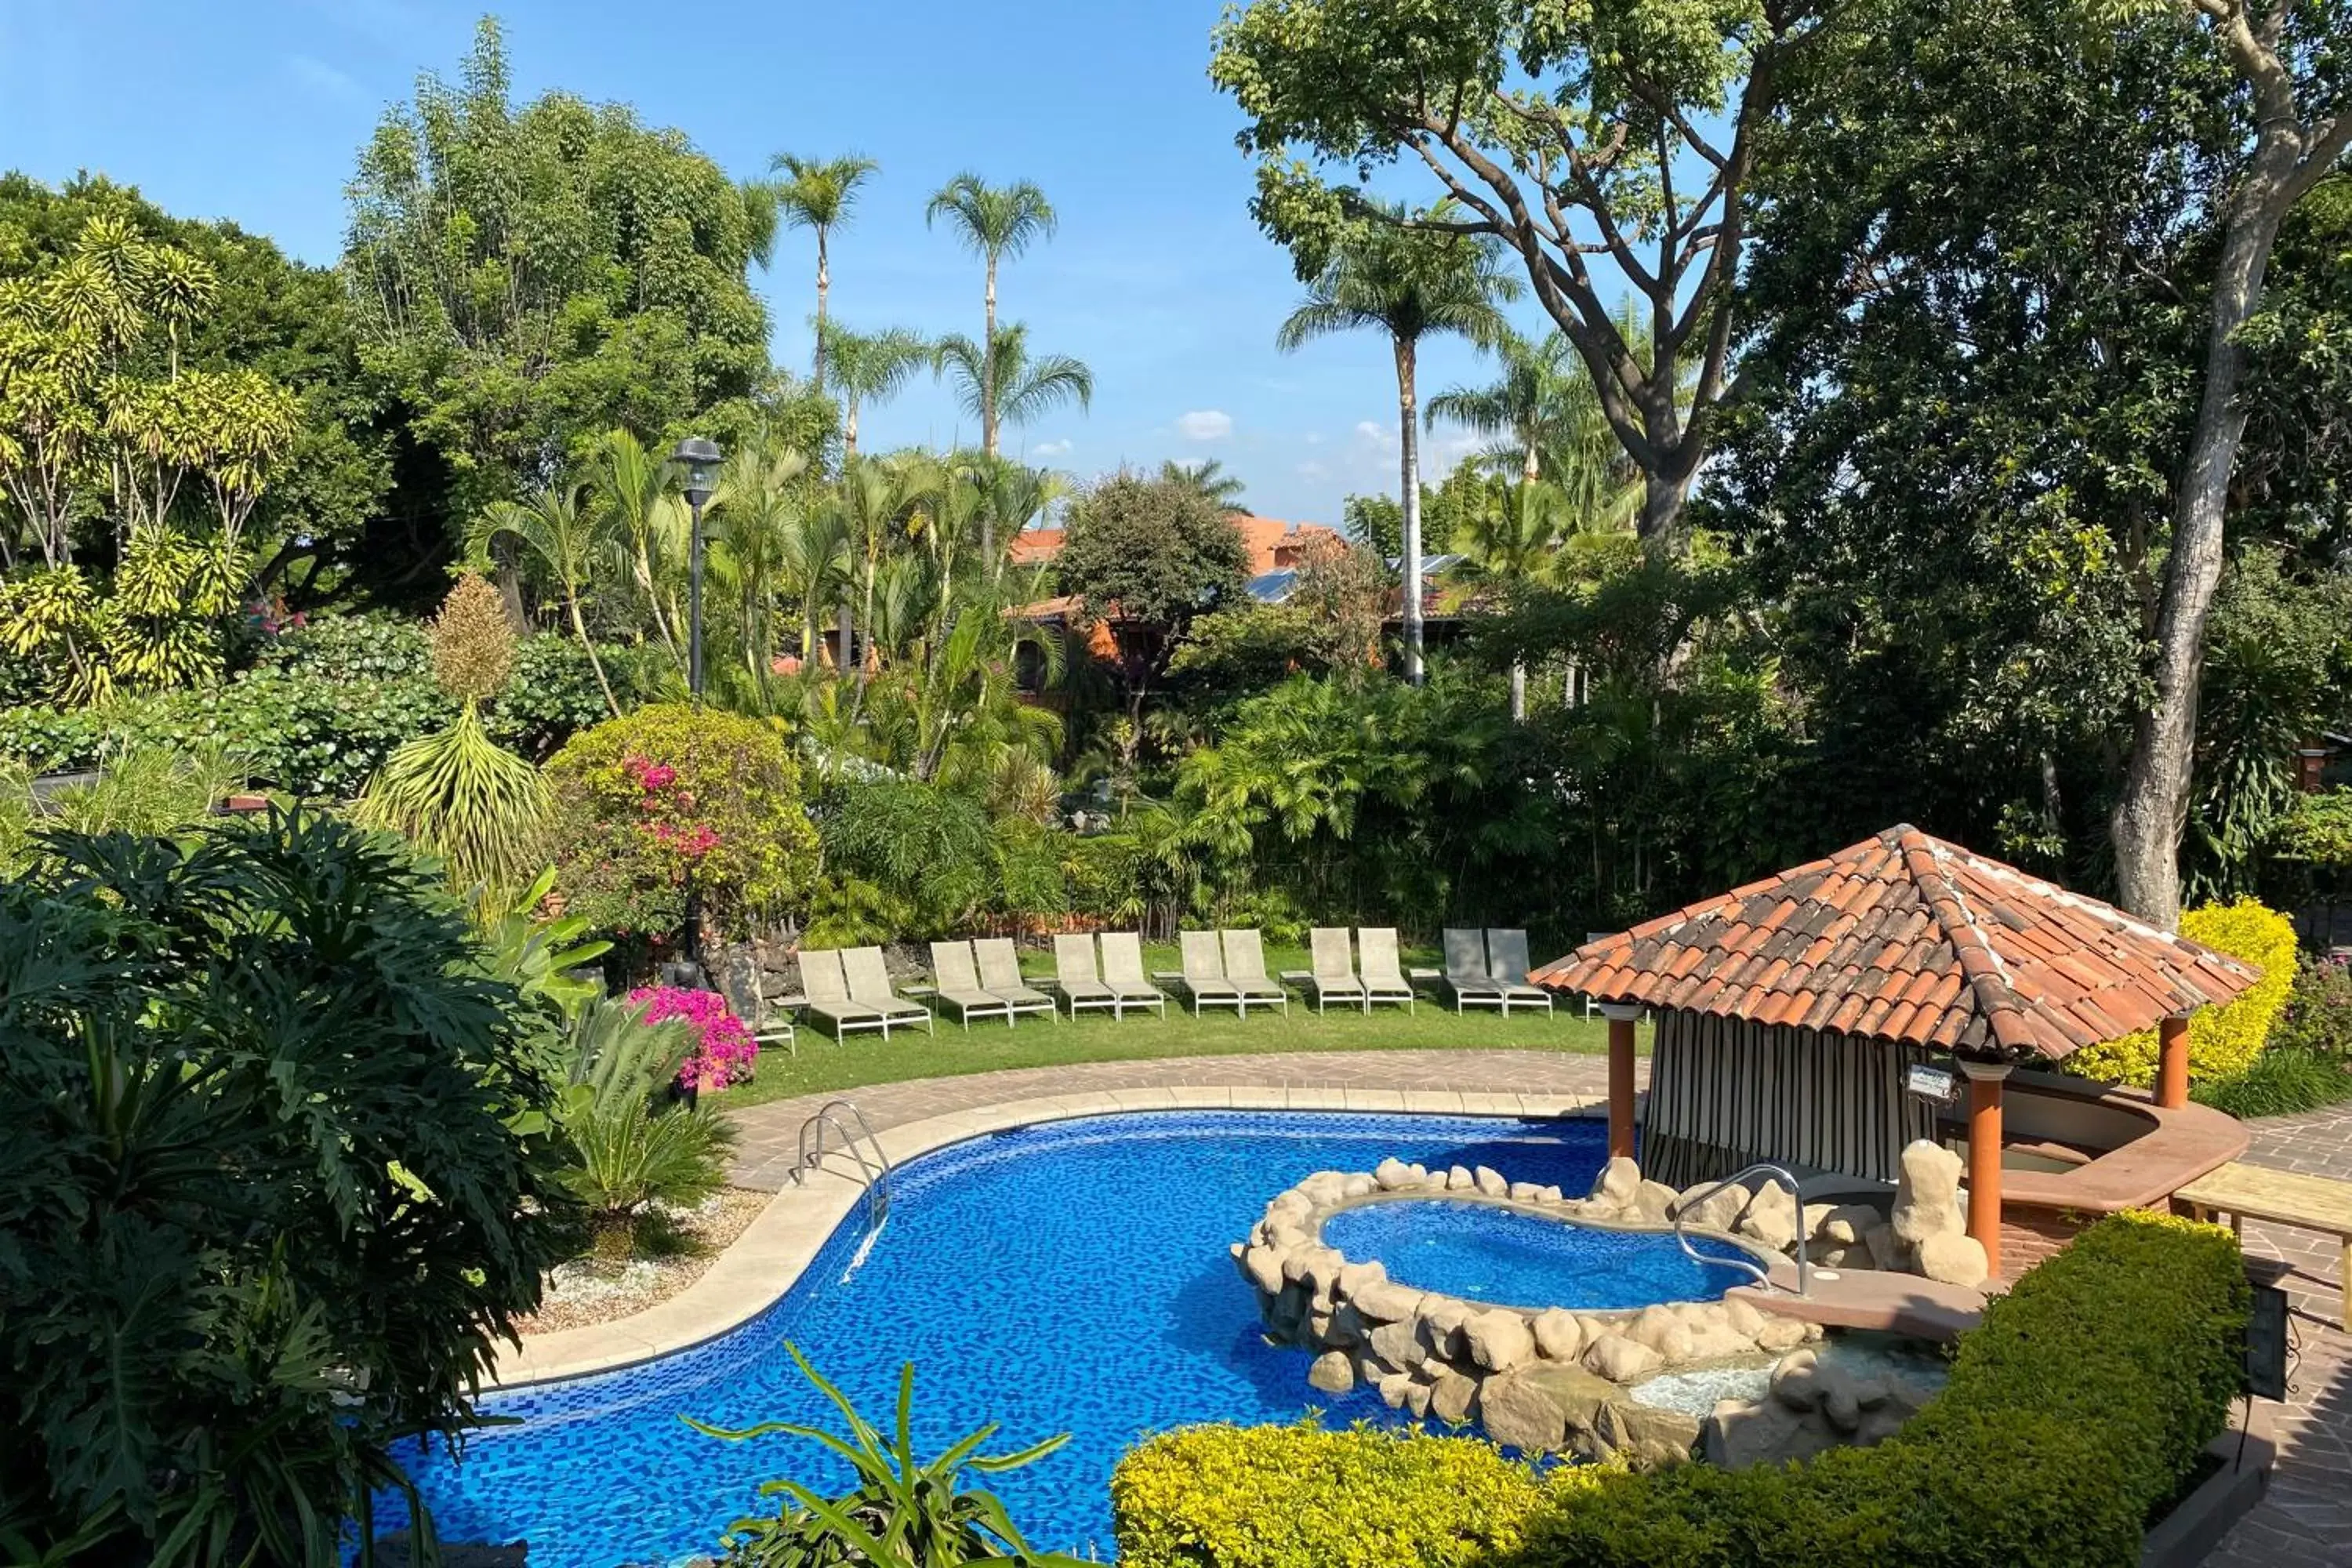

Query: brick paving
2211;1106;2352;1566
724;1048;1628;1190
721;1055;2351;1563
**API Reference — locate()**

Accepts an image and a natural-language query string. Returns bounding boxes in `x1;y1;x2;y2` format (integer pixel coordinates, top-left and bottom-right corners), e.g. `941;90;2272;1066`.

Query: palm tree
764;154;879;391
585;429;689;662
822;323;931;460
1453;476;1575;721
932;324;1090;566
971;453;1064;586
830;456;914;688
1428;319;1653;532
1276;204;1520;682
708;437;811;703
1159;459;1247;514
466;484;621;716
924;174;1056;460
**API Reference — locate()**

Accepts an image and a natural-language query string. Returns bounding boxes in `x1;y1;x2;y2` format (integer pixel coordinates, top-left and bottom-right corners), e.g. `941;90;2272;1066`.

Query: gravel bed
514;1188;771;1336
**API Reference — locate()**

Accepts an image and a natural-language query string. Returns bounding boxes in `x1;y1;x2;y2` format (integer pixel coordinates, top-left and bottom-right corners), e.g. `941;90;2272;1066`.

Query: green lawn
720;938;1626;1107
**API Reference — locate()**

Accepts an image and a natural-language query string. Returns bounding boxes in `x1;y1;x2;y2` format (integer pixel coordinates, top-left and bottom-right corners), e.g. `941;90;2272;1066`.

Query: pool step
1730;1261;1988;1342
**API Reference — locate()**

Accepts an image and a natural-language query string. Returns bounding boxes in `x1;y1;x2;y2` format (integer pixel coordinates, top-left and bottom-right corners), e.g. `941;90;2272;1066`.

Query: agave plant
690;1345;1085;1567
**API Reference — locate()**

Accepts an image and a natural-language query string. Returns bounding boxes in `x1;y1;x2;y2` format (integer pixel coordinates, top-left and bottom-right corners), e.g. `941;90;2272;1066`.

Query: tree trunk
843;397;859;461
1637;466;1694;546
1509;661;1526;721
1396;336;1423;685
837;600;853;678
982;255;1000;460
2109;67;2341;926
813;227;830;394
568;591;620;717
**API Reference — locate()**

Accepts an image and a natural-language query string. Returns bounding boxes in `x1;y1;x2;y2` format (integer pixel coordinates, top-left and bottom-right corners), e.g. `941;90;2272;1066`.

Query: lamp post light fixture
673;436;721;699
669;436;721;987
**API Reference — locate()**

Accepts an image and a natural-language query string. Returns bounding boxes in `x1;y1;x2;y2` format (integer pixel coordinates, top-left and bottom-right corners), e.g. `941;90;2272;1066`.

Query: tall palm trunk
979;256;1000;568
1512;426;1537;720
1394;335;1424;685
812;224;832;394
843;395;861;461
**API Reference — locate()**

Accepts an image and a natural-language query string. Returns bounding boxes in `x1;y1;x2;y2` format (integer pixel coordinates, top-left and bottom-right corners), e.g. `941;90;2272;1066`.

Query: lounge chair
1443;928;1509;1013
975;938;1058;1024
744;964;798;1054
1098;931;1169;1019
1178;931;1244;1015
798;948;887;1039
929;940;1014;1029
1486;928;1555;1015
1052;934;1121;1019
1220;928;1290;1016
1307;927;1367;1013
840;946;935;1039
1356;927;1417;1013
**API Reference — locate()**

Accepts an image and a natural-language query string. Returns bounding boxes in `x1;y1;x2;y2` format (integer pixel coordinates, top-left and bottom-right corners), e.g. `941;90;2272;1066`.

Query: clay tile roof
1530;825;2261;1059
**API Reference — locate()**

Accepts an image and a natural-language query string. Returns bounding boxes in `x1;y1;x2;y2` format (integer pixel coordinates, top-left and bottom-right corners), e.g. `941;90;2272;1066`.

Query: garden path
724;1047;1628;1191
2212;1104;2352;1566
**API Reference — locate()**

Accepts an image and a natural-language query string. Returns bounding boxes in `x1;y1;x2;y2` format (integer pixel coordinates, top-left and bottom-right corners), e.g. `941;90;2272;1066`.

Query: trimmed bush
543;703;819;942
2067;897;2297;1086
1114;1421;1610;1568
1112;1213;2247;1568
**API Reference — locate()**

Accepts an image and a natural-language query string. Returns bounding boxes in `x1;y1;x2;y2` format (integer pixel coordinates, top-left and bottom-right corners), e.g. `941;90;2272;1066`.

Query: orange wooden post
1602;1005;1640;1160
1962;1061;2009;1279
2156;1014;2191;1109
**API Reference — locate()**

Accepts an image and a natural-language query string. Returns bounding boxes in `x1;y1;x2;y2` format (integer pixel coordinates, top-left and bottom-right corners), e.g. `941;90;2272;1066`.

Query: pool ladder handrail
1670;1161;1810;1298
795;1099;893;1229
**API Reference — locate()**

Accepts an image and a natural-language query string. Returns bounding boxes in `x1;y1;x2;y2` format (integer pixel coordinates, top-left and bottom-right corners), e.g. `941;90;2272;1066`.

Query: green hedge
1112;1212;2248;1568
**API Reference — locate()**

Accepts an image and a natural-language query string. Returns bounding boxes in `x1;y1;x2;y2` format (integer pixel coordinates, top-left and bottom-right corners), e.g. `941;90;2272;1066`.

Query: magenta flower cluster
629;984;758;1092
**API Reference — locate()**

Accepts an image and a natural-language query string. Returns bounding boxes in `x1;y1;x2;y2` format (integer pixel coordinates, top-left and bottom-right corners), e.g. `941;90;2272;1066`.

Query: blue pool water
387;1112;1635;1566
1319;1200;1759;1310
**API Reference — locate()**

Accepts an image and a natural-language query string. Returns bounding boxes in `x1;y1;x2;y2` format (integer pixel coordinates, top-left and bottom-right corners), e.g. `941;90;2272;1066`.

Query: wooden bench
2173;1160;2352;1330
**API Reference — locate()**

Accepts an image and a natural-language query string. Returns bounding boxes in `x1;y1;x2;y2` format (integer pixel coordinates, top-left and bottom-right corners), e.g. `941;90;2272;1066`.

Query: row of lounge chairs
779;926;1560;1038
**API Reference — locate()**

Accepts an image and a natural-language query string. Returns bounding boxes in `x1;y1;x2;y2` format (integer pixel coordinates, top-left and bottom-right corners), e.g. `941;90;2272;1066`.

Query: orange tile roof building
1534;826;2259;1275
1007;514;1346;579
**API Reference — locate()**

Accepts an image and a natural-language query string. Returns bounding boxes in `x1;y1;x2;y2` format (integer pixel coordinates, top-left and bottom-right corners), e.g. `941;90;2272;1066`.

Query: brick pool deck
720;1054;2349;1563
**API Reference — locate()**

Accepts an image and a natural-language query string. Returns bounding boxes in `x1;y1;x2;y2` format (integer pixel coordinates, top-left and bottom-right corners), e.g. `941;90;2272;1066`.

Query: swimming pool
387;1112;1621;1566
1319;1199;1760;1310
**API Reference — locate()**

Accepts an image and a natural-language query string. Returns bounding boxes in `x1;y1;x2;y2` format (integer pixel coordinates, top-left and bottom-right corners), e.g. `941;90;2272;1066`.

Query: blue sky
0;0;1523;524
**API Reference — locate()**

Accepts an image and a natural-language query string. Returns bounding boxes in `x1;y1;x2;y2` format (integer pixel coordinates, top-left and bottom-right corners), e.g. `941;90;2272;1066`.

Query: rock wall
1232;1157;1824;1469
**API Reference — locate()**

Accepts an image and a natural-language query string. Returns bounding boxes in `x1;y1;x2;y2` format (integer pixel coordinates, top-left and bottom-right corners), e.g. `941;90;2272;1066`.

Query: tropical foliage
0;810;569;1566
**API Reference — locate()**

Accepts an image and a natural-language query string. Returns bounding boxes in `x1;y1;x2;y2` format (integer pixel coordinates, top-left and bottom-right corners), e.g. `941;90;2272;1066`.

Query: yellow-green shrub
1112;1420;1608;1568
2067;896;2296;1085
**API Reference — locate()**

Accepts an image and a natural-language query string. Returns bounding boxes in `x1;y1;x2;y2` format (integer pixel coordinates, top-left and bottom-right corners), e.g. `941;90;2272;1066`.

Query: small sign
1905;1065;1958;1104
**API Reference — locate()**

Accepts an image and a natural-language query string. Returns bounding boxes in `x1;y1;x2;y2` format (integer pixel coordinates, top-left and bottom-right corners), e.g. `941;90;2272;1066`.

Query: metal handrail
795;1098;893;1229
1671;1161;1810;1297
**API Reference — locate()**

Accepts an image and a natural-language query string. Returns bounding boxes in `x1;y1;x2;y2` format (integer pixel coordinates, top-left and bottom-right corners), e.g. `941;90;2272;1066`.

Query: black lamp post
673;436;721;699
669;436;721;986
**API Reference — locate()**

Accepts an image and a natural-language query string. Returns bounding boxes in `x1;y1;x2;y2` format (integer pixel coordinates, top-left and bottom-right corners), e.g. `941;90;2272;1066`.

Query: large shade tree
1213;0;1833;544
342;19;771;533
1274;204;1516;681
1715;0;2352;915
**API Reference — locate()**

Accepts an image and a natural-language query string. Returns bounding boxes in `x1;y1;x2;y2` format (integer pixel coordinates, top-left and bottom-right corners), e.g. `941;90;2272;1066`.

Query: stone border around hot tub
495;1087;1610;1388
1234;1158;1824;1465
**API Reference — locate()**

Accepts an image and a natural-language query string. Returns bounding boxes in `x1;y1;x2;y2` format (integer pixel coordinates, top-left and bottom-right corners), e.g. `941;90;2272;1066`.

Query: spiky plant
562;1102;736;1259
355;575;549;918
691;1345;1086;1567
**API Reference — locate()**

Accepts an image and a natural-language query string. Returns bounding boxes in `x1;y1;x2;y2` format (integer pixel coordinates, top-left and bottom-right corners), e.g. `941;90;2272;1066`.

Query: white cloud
1302;432;1325;446
285;53;362;103
1353;419;1389;444
1297;460;1328;479
1177;409;1234;441
1031;438;1073;458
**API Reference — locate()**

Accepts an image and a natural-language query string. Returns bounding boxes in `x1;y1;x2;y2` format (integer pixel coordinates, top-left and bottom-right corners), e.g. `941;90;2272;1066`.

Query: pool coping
493;1086;1607;1388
